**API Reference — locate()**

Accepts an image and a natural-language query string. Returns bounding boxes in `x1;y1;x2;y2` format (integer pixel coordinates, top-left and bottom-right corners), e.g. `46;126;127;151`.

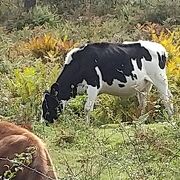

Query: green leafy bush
5;62;59;121
29;5;60;27
1;3;60;30
139;0;180;25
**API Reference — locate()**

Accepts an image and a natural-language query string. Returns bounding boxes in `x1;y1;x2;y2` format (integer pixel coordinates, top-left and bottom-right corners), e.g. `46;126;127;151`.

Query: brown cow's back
0;121;57;180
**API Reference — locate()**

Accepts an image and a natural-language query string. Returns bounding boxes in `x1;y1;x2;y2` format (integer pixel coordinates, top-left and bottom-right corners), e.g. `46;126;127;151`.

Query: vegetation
0;0;179;179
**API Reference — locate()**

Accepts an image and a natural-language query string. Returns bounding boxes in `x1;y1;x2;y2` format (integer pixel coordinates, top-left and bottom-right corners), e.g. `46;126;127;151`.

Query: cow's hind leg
137;81;153;115
84;85;99;124
151;74;174;116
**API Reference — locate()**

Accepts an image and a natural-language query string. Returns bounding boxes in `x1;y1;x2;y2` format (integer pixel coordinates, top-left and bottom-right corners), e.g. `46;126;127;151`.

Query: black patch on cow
157;52;166;69
71;46;100;88
130;73;138;80
118;84;125;88
136;59;142;70
133;74;138;80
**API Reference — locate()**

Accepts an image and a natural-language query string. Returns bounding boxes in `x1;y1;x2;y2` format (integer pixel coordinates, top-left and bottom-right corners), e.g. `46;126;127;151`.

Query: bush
22;33;78;63
5;62;60;121
150;28;180;83
0;2;60;31
139;0;180;25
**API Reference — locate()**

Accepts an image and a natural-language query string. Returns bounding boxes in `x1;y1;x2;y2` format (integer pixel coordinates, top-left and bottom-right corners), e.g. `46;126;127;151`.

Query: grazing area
0;0;180;179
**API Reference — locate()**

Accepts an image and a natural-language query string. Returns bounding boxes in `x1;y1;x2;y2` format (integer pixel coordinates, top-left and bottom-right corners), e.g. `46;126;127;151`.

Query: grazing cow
0;121;58;180
41;40;173;123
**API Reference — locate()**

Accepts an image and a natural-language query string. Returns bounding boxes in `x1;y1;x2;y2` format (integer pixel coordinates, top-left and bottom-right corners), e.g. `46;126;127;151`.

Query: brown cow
0;121;58;180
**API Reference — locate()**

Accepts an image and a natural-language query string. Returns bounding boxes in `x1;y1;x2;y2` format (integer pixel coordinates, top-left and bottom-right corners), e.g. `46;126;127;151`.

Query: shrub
23;33;78;63
29;5;60;27
138;0;180;25
151;29;180;83
1;3;60;31
5;62;60;121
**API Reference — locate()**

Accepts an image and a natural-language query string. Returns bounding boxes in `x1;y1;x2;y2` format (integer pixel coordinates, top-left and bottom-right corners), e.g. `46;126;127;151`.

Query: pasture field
0;0;180;179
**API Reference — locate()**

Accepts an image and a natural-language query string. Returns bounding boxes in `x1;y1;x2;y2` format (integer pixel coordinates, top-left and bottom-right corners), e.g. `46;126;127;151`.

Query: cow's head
41;83;63;123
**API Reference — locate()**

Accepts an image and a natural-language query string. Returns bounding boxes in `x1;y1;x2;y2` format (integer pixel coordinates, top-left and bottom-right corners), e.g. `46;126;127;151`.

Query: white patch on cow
139;40;168;58
123;41;138;44
137;41;173;115
40;114;45;123
65;48;81;65
83;66;102;123
40;93;47;123
95;66;103;89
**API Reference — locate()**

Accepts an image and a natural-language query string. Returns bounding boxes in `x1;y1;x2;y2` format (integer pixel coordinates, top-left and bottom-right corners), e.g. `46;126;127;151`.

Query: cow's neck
55;68;81;102
55;79;77;101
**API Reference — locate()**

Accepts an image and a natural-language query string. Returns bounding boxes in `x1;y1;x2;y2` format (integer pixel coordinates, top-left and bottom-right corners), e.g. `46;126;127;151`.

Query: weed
23;33;78;63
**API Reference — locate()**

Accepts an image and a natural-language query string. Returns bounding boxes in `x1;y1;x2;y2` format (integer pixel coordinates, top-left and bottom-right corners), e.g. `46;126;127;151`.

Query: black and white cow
41;40;174;123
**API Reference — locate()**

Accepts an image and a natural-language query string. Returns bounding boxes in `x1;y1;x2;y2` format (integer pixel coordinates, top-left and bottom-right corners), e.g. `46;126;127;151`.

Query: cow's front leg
84;85;99;124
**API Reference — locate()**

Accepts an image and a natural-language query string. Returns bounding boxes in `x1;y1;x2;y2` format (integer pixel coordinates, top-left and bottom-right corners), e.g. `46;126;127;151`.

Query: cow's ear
50;83;59;96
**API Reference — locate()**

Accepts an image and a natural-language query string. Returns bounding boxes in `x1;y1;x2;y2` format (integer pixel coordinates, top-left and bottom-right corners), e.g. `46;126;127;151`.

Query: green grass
32;117;180;179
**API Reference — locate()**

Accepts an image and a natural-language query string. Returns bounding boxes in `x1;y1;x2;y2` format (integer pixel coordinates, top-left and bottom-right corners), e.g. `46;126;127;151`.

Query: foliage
5;62;59;121
1;0;179;31
0;3;59;30
0;0;24;24
39;0;180;26
138;0;180;25
24;34;58;59
34;119;180;179
23;33;78;62
29;5;60;27
151;28;180;83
